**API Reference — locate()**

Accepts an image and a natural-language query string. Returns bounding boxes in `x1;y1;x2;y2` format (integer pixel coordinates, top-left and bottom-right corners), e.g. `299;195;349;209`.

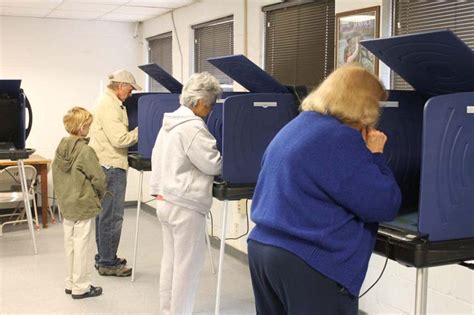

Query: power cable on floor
208;199;250;241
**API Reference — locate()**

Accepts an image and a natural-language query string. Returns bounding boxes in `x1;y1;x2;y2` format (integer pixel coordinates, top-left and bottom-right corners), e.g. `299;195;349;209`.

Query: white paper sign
254;102;277;108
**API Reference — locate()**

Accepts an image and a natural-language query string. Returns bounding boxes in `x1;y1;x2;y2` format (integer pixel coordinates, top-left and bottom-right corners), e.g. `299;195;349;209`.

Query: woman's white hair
180;72;222;108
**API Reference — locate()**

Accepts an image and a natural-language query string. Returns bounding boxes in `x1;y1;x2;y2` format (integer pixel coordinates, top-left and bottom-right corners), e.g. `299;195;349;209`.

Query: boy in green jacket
52;107;107;299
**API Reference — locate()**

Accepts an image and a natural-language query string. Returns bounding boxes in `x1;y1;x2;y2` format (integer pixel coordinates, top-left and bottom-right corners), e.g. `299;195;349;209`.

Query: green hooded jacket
52;136;107;221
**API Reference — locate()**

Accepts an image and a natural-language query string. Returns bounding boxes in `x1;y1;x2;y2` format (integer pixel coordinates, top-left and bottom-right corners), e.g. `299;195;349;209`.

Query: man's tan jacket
89;89;138;170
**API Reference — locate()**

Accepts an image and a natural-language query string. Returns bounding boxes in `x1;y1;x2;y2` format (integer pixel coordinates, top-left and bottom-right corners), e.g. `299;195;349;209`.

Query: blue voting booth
205;55;305;314
207;54;300;187
125;63;183;281
362;30;474;242
361;30;474;315
124;64;182;159
129;56;303;188
128;58;305;312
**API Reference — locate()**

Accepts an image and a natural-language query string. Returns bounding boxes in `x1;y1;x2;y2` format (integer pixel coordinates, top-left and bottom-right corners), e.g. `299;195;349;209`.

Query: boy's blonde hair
301;64;388;128
63;106;93;135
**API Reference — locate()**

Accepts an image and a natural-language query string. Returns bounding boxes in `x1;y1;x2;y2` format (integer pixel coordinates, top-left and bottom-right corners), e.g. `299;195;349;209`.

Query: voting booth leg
215;200;229;315
205;218;216;275
18;159;38;255
415;268;428;315
131;170;144;282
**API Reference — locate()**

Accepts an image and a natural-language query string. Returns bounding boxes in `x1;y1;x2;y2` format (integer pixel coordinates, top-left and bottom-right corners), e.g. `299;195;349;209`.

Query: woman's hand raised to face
361;128;387;154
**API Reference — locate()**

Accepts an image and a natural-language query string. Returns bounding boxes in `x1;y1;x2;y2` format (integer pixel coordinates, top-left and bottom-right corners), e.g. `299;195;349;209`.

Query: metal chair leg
18;160;37;254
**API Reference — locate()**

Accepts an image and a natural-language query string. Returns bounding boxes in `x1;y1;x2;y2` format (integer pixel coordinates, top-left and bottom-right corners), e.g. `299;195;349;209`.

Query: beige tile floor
0;207;255;314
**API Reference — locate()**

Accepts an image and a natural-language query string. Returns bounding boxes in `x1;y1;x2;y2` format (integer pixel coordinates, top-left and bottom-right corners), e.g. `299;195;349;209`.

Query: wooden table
0;154;51;228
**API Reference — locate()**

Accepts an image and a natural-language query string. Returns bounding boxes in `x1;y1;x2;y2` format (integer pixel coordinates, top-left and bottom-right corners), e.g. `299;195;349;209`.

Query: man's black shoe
71;285;103;299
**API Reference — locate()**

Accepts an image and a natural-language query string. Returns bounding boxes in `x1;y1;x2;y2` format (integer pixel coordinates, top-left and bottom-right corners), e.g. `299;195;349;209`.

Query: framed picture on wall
335;6;380;75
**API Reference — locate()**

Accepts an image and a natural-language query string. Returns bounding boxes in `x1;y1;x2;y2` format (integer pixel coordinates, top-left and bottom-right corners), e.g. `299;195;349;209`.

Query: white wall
0;16;144;201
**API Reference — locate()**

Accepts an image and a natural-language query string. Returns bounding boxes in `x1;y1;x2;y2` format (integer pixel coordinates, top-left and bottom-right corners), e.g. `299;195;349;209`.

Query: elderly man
90;69;141;277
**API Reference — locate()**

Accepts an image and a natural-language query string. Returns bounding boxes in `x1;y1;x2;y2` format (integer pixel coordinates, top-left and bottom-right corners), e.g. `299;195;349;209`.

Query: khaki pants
63;218;95;295
156;200;206;315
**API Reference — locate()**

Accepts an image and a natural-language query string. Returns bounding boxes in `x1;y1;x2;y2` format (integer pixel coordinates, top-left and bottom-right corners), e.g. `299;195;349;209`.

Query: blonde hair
63;106;93;135
301;64;388;128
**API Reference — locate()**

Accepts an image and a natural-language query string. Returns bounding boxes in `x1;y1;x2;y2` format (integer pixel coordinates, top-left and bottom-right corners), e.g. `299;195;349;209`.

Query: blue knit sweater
249;111;401;296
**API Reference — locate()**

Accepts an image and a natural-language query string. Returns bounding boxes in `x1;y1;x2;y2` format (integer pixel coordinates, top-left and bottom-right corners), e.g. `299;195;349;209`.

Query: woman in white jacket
150;72;222;315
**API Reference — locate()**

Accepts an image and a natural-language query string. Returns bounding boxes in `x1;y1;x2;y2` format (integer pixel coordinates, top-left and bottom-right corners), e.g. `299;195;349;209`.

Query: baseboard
208;236;249;265
125;201;156;216
125;200;249;265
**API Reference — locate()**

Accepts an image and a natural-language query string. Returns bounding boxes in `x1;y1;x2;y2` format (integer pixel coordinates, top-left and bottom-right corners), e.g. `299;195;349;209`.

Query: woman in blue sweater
248;64;401;315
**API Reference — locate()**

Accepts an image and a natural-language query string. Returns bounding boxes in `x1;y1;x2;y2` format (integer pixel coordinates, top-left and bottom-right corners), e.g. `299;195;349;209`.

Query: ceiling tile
62;0;129;4
47;9;104;19
113;5;168;15
0;6;51;17
128;0;193;9
56;2;116;13
0;0;191;21
0;1;61;9
99;12;150;22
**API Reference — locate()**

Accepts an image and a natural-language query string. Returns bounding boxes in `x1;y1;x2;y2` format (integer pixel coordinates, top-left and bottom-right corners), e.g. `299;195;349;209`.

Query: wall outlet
237;199;247;215
233;222;239;235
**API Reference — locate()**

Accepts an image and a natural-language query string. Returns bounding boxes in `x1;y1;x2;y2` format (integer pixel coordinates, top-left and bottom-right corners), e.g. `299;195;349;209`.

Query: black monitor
0;80;31;150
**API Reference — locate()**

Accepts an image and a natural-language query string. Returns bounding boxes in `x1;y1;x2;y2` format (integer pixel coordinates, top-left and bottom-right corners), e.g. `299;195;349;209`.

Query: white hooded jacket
150;106;222;214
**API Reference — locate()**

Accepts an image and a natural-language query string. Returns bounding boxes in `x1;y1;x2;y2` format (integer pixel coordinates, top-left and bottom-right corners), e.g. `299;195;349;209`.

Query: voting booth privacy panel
0;80;32;150
126;64;251;161
131;56;303;188
206;55;301;185
124;64;183;158
361;30;474;242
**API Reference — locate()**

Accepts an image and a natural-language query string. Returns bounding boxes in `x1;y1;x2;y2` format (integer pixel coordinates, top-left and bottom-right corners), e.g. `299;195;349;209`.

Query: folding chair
0;165;40;235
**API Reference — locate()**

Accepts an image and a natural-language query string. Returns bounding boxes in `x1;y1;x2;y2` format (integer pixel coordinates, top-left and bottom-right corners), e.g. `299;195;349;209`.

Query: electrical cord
359;256;389;298
143;198;156;205
171;10;184;82
359;238;391;298
225;199;250;241
208;199;250;241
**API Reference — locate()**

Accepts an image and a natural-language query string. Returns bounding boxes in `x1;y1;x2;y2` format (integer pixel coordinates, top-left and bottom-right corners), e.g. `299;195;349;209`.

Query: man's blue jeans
95;167;127;267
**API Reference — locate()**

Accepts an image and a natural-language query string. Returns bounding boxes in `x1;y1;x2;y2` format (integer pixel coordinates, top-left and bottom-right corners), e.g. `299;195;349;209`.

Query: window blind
193;16;234;85
147;32;172;92
264;0;335;90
